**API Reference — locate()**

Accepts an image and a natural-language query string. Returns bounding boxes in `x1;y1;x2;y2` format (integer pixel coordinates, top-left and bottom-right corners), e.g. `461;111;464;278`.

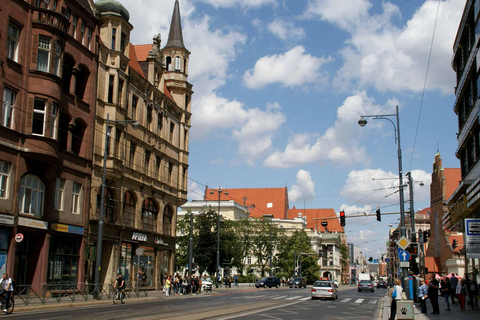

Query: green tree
250;218;283;276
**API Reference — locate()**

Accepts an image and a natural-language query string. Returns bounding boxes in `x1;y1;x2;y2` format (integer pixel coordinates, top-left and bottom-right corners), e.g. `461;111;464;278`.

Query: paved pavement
379;293;479;320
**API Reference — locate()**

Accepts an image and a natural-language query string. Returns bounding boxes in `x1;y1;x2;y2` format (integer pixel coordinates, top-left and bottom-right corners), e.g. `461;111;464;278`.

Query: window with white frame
20;174;44;216
54;178;64;210
50;102;58;139
54;42;62;76
0;161;11;199
80;21;85;45
72;182;81;214
175;56;181;71
33;99;46;136
8;23;20;62
2;88;16;129
37;36;51;72
72;15;77;38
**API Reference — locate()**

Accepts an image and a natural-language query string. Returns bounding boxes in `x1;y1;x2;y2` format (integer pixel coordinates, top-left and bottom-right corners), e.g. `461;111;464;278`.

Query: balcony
33;7;70;35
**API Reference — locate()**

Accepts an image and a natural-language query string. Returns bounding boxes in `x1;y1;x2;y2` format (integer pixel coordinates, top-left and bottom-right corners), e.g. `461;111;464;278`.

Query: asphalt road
7;285;386;319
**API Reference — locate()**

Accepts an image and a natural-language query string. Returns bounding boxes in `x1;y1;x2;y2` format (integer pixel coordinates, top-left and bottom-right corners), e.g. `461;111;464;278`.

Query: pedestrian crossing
233;294;378;305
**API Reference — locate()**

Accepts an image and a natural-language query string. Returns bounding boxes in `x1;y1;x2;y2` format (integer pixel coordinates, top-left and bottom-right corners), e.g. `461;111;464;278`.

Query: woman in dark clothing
440;277;451;311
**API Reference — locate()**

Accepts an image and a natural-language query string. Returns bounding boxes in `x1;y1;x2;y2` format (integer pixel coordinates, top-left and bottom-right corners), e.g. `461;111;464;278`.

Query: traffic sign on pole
399;250;410;262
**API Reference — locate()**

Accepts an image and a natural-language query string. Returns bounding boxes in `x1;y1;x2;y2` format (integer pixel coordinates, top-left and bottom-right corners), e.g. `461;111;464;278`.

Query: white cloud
288;169;316;202
187;181;205;201
267;18;306;41
303;0;465;94
263;91;396;168
243;46;333;89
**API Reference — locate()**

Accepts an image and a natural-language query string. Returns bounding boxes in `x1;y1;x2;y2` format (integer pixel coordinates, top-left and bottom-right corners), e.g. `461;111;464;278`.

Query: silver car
311;280;338;300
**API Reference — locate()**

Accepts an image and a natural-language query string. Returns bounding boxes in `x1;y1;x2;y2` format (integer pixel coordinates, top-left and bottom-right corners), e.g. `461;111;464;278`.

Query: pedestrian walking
456;277;468;310
165;275;171;296
389;278;403;320
440;277;451;311
428;274;440;314
450;273;458;305
467;274;479;310
417;278;428;314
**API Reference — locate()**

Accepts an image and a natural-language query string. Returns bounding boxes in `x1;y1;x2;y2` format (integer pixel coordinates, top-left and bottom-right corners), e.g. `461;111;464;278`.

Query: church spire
165;0;185;49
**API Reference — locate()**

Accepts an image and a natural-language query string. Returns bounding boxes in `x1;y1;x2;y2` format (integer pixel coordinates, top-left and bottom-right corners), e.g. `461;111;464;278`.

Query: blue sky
119;0;465;257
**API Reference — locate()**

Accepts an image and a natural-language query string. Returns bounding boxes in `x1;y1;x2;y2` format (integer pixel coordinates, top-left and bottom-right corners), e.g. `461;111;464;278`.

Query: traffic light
376;208;381;222
368;257;373;262
340;210;346;227
452;239;458;249
423;230;430;242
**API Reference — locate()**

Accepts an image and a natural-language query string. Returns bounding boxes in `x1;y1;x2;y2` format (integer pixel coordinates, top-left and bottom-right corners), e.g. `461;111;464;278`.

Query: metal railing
12;283;149;306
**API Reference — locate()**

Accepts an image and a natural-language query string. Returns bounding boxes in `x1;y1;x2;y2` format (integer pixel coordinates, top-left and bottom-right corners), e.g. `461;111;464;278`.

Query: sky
117;0;465;258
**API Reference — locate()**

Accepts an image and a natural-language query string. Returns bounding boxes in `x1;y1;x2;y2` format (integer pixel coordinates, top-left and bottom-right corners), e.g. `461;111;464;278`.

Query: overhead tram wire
408;0;441;171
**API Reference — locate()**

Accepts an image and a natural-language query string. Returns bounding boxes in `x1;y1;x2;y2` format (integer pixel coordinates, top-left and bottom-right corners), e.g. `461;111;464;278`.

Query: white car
202;280;213;292
311;280;338;300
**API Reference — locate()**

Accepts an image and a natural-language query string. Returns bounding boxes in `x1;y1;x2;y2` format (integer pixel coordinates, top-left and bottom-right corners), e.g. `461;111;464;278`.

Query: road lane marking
272;295;288;299
354;298;364;304
286;295;303;300
341;298;351;302
299;297;311;301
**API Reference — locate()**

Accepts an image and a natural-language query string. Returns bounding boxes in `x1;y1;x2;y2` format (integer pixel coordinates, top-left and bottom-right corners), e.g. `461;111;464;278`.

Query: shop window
123;191;135;227
141;198;157;232
0;161;11;199
97;188;115;223
54;178;64;210
47;235;80;284
2;87;16;129
37;36;51;72
62;53;75;92
74;64;89;100
72;182;81;214
8;22;20;62
50;102;58;139
163;205;172;235
20;174;44;216
33;99;46;136
71;118;86;155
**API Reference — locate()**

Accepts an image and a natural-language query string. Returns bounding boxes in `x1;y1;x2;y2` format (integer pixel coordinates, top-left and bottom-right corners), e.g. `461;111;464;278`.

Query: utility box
396;300;414;319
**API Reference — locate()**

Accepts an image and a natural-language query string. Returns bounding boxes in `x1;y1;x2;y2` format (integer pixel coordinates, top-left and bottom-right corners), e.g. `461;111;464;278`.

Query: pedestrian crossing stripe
354;299;364;304
286;296;303;300
272;296;288;299
341;298;352;302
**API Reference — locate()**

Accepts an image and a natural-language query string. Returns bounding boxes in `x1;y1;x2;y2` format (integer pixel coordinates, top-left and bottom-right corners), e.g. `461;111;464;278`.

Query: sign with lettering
51;223;84;235
154;237;167;245
0;214;14;226
132;232;147;242
465;218;480;259
18;217;48;230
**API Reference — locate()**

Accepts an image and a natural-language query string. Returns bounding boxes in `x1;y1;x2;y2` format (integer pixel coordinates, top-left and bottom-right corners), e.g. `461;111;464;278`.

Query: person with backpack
0;273;13;313
389;278;403;320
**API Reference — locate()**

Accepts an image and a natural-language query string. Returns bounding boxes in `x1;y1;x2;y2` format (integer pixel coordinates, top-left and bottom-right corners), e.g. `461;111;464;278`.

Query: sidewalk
380;293;479;320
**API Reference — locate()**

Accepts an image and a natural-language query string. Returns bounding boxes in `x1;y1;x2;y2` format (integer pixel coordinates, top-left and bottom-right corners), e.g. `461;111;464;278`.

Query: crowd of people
162;274;207;296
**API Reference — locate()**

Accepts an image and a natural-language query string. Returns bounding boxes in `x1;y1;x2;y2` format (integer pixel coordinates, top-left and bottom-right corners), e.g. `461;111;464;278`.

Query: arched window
62;53;75;92
97;188;114;223
166;56;172;71
75;64;90;100
71;118;86;155
123;191;136;227
142;198;157;232
163;205;173;235
20;174;45;216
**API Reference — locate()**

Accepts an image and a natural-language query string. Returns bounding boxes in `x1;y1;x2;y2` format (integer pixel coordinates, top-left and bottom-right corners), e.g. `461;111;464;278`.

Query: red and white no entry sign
15;233;24;243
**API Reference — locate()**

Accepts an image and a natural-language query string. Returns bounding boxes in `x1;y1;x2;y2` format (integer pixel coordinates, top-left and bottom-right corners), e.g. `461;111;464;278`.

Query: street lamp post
95;114;139;297
406;172;424;275
263;214;274;276
358;105;409;284
210;187;228;288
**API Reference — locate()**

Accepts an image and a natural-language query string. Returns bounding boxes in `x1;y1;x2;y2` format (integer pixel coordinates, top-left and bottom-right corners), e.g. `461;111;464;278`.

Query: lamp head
419;181;425;187
131;121;141;128
358;117;367;127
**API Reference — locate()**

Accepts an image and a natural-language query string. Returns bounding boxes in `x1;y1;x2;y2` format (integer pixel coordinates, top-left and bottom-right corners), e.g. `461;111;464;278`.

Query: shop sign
18;217;48;230
465;218;480;259
0;214;14;226
132;232;147;242
51;223;84;235
154;237;168;245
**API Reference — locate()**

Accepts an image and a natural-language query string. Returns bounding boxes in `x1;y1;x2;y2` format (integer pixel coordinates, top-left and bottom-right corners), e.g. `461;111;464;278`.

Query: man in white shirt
0;273;13;312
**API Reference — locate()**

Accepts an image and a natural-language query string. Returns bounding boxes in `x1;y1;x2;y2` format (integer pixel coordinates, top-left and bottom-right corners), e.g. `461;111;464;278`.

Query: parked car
289;277;307;288
358;280;375;292
255;276;281;288
202;280;213;292
376;280;387;288
311;279;338;300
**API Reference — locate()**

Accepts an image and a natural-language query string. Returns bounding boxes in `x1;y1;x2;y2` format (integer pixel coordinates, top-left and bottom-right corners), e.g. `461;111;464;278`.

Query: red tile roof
444;168;461;200
204;187;289;219
133;44;153;62
164;83;174;103
129;44;145;78
287;207;343;233
447;234;463;253
424;257;441;274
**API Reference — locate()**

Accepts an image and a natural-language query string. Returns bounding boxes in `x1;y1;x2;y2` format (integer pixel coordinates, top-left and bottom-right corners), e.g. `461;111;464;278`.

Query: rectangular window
2;88;15;129
87;27;92;50
53;0;57;10
0;161;11;199
8;23;20;62
120;33;126;53
71;15;77;38
108;75;115;103
129;142;136;168
168;162;173;182
118;79;124;106
131;95;138;120
63;8;70;20
44;0;50;9
72;183;81;214
38;36;51;72
33;99;46;136
54;42;62;76
156;156;161;178
80;21;86;45
54;178;64;210
175;56;181;71
106;125;112;155
144;150;151;174
169;122;175;143
157;113;163;133
51;102;58;139
111;28;116;50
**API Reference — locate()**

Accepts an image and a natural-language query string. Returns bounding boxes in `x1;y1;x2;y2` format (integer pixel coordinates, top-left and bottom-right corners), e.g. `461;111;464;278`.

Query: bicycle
113;288;126;304
0;293;14;314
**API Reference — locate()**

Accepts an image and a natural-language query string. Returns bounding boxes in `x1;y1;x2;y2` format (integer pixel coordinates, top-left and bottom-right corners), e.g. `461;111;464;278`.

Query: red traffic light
340;211;345;217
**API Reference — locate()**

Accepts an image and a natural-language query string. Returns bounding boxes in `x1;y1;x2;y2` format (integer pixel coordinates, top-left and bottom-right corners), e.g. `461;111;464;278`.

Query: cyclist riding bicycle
0;273;13;313
114;274;125;298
